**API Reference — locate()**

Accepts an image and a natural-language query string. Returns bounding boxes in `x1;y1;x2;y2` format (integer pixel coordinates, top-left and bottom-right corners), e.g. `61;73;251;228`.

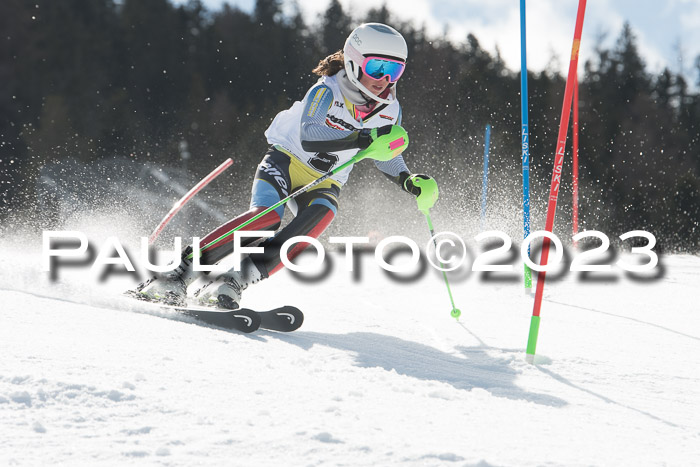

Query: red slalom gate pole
526;0;587;363
573;71;580;245
149;158;233;244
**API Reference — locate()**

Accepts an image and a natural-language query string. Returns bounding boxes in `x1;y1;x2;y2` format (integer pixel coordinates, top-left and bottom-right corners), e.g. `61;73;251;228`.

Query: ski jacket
265;73;409;185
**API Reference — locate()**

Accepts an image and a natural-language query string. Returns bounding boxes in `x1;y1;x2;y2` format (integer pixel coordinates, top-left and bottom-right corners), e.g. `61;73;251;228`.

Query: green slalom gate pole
186;154;363;260
423;210;461;320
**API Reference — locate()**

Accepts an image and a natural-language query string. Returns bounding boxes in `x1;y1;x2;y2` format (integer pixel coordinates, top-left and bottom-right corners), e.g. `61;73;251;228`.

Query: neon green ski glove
404;173;439;213
356;125;409;162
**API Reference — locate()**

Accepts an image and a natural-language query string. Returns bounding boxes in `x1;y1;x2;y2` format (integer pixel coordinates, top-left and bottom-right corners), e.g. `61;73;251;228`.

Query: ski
176;305;304;333
256;306;304;332
178;306;262;333
124;290;303;333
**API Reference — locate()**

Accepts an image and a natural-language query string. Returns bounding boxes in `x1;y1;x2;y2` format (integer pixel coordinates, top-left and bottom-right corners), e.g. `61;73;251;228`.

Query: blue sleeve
374;155;410;177
374;103;409;178
300;84;363;152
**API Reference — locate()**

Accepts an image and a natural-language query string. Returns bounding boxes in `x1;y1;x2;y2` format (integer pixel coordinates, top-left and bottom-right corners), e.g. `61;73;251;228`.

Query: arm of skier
374;106;410;185
374;109;439;210
299;84;407;155
299;84;366;152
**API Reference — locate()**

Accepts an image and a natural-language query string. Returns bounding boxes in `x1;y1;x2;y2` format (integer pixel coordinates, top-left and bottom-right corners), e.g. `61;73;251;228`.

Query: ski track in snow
1;243;699;466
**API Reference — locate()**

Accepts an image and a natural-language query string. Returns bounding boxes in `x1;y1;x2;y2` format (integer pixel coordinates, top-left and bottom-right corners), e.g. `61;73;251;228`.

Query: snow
1;240;700;466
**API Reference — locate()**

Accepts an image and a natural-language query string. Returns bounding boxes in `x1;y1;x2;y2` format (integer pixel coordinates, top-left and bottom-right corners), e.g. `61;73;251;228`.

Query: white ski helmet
343;23;408;105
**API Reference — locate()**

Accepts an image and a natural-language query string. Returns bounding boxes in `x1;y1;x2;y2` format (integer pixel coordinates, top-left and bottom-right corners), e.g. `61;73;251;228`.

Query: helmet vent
368;24;399;36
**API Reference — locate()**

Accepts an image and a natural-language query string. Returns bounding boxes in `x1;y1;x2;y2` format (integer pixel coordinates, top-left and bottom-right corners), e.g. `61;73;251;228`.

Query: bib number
309;153;339;173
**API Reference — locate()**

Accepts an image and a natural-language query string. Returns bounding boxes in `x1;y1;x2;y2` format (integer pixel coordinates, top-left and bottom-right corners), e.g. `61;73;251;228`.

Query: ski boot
193;256;264;309
136;246;198;306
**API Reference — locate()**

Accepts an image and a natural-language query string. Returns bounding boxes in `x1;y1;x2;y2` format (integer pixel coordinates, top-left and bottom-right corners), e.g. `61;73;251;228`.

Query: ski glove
404;173;439;213
356;125;409;162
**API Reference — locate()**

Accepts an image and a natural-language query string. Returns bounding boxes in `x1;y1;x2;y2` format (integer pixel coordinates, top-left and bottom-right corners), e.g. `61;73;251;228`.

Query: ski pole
422;210;461;320
186;156;358;260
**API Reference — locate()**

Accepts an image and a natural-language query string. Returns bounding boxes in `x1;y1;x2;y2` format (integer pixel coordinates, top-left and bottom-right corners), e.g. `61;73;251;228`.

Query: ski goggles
361;56;406;83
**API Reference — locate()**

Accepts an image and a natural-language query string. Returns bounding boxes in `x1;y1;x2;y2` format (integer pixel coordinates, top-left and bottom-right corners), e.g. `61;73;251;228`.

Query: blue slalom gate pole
520;0;533;290
480;124;491;232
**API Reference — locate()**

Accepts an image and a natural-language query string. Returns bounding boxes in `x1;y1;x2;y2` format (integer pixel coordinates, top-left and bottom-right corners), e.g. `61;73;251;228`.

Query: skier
137;22;439;309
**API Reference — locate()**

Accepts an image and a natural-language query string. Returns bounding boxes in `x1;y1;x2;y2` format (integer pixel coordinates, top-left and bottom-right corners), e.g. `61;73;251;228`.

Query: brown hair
312;50;346;76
